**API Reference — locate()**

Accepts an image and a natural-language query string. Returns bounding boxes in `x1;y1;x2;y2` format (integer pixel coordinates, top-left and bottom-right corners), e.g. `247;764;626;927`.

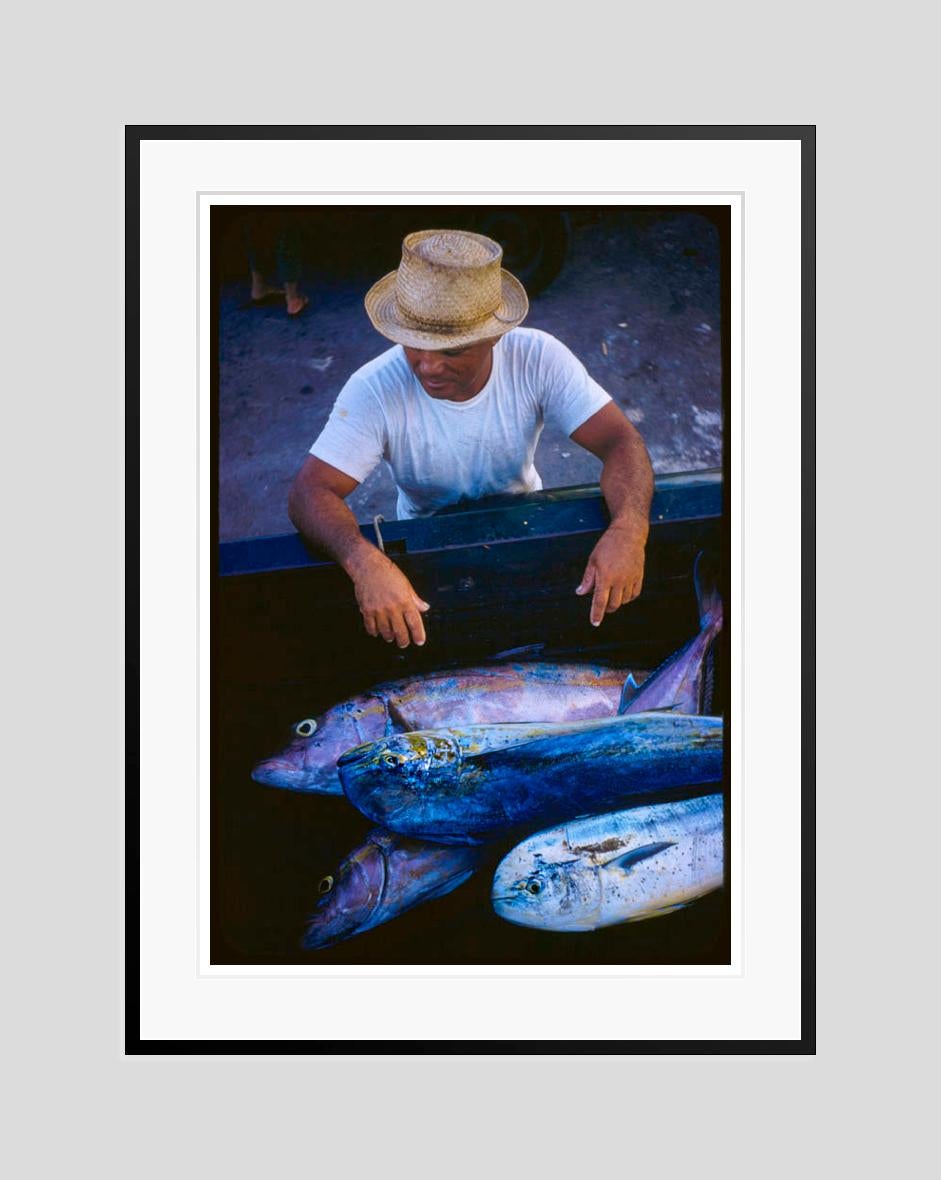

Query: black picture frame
127;124;815;1055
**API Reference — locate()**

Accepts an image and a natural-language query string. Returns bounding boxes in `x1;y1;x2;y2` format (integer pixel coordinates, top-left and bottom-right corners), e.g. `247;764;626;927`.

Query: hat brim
364;268;529;350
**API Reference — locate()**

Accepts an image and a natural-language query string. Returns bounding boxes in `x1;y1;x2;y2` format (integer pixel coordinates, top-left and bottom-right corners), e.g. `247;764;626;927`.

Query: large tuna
491;793;724;932
302;828;484;949
338;712;724;844
252;659;644;794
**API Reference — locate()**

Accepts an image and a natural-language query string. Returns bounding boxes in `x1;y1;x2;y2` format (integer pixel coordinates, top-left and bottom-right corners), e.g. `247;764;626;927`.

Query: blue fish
338;712;723;844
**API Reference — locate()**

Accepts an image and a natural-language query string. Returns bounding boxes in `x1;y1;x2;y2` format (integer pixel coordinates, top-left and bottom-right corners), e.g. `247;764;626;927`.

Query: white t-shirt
309;327;612;519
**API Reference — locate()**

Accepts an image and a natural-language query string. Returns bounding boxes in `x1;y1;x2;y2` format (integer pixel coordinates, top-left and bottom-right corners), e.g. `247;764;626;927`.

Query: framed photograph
131;126;813;1052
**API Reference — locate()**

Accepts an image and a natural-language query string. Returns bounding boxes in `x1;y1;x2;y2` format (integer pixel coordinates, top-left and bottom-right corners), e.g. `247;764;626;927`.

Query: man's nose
416;351;446;375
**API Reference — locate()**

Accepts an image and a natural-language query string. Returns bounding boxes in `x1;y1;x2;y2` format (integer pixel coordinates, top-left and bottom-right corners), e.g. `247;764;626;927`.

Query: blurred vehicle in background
217;206;573;297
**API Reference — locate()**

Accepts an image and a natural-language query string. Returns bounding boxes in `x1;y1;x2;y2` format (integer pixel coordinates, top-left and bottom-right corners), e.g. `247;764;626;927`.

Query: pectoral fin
607;841;675;872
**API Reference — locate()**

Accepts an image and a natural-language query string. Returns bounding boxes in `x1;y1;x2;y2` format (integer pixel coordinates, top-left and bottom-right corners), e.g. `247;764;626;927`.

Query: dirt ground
218;209;724;540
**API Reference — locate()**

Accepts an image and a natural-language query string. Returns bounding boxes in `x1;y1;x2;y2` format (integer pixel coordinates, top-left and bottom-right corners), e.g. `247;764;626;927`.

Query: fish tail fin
694;550;723;637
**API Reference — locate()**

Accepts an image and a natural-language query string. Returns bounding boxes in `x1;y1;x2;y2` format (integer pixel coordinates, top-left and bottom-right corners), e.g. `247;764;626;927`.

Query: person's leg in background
242;211;283;303
242;209;309;315
277;210;309;317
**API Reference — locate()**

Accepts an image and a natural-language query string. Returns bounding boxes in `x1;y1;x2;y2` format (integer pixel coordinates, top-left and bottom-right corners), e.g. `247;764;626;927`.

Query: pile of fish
253;553;725;949
252;659;643;794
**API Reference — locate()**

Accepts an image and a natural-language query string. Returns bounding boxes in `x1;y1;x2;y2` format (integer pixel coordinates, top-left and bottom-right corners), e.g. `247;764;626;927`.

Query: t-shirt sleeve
535;332;612;436
309;375;386;484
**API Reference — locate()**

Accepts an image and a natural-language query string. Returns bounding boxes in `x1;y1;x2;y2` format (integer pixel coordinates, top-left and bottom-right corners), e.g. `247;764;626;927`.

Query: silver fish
491;793;724;931
253;660;645;794
303;828;483;949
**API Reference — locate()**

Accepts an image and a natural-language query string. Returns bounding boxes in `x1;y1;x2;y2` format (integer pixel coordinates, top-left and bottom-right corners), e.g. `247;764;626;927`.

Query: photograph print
213;202;730;968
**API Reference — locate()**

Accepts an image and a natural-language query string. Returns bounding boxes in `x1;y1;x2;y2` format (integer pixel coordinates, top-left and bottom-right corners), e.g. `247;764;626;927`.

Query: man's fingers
391;614;411;649
590;583;611;626
605;587;624;614
404;608;426;647
365;609;426;646
412;593;431;612
576;566;595;596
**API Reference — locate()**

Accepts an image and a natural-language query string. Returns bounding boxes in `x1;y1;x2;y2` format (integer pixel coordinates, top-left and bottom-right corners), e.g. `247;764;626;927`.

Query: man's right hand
348;546;430;648
287;458;430;648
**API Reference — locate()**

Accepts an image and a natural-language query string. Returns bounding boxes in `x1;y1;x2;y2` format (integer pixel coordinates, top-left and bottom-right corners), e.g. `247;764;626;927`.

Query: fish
619;550;723;716
252;659;646;794
302;827;483;949
338;712;724;844
491;793;724;932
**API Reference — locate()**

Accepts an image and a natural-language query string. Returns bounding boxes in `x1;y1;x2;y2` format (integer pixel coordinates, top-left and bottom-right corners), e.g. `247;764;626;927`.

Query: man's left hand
575;522;647;626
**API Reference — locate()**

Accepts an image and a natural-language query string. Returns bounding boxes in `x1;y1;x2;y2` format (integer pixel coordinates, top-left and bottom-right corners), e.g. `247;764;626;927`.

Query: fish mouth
251;758;341;795
251;757;302;786
302;921;346;950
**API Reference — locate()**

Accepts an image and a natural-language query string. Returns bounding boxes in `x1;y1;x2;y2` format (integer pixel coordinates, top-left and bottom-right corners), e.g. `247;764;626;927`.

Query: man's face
403;338;498;401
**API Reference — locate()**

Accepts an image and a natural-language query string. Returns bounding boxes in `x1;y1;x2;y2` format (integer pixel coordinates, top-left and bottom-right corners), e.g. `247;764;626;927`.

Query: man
288;228;653;649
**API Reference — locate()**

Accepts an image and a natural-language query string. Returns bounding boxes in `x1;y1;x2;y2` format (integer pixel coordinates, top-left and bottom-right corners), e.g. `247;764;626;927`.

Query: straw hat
364;229;529;349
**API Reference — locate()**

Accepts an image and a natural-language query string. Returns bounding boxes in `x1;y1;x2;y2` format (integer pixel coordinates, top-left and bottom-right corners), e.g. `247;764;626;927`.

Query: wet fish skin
339;712;724;844
491;793;724;932
302;827;484;949
252;661;640;794
252;694;388;794
619;551;723;716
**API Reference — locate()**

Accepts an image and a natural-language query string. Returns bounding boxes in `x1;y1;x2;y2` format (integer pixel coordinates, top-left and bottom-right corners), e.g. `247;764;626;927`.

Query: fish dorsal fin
486;643;546;662
617;673;641;714
607;841;675;872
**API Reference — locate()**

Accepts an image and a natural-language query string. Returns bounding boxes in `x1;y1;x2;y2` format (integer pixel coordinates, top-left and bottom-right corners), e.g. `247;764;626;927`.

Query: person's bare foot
285;282;309;317
250;270;283;301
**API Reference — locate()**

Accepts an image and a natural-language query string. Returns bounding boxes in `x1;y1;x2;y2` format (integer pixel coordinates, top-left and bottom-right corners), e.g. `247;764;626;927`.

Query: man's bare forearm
600;427;654;541
288;475;430;647
288;484;378;577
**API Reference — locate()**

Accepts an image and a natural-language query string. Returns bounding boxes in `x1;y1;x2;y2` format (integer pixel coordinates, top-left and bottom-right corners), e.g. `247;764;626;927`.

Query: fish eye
381;752;399;767
527;880;542;895
317;875;334;895
295;719;318;738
